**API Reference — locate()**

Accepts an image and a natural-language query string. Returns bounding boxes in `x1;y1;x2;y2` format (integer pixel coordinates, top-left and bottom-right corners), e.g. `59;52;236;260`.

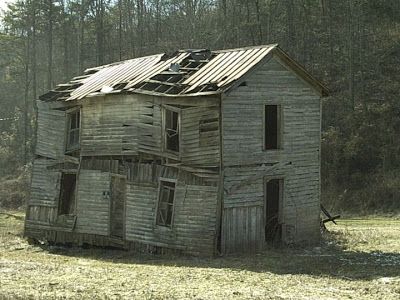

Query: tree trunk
47;0;53;89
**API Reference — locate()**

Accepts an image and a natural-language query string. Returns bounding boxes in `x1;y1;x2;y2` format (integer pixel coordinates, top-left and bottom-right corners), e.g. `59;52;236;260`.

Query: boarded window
264;105;281;150
58;173;76;215
156;180;176;227
66;109;80;151
164;108;180;153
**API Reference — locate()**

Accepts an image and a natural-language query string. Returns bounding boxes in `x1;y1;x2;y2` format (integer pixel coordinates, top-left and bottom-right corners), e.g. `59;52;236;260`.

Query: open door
265;178;283;242
110;176;126;239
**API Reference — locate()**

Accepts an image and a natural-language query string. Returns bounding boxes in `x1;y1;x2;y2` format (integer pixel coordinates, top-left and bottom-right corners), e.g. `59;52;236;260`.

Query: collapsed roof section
39;44;328;102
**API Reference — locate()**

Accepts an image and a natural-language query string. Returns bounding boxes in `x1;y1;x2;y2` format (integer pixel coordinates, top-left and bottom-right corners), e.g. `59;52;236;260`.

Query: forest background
0;0;399;213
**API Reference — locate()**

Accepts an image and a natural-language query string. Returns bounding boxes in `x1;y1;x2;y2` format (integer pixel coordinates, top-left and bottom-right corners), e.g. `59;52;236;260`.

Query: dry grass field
0;212;399;299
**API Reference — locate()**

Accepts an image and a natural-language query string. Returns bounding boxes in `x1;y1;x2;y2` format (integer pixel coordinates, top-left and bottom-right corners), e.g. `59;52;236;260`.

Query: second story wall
222;57;321;167
80;94;220;167
221;56;322;251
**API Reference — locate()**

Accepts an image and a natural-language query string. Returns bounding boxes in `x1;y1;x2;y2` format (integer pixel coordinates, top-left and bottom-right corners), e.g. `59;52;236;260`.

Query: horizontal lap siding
29;158;61;207
125;184;218;255
25;158;60;232
222;57;321;253
35;101;66;159
125;164;218;256
81;94;141;156
174;185;218;254
137;101;162;156
75;170;110;235
181;106;220;167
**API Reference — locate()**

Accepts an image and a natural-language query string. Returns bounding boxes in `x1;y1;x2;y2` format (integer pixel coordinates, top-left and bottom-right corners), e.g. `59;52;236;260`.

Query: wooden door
110;176;126;238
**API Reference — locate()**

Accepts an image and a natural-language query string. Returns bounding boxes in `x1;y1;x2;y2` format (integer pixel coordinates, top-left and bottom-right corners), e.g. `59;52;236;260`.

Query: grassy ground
0;213;399;299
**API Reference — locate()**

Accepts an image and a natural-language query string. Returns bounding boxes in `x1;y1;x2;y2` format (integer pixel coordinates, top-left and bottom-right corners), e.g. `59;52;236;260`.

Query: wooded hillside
0;0;399;212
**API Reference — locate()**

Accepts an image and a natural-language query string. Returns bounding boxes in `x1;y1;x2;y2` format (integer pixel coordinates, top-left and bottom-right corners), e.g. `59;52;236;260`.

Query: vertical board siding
75;169;111;235
222;57;321;253
221;205;264;253
35;101;66;159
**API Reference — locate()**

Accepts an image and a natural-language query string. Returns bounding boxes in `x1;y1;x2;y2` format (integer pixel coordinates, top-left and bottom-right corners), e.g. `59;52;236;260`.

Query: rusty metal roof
40;44;328;102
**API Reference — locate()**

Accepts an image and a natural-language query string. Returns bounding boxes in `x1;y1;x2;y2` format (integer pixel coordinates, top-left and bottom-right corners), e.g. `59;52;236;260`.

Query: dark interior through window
156;181;176;227
165;109;179;152
66;110;80;151
265;105;279;149
59;173;76;215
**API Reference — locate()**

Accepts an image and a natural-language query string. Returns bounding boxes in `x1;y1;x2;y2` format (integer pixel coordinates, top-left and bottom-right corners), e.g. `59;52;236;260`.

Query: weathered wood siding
181;105;220;167
81;94;220;166
25;158;60;228
81;94;142;156
125;163;218;255
36;100;66;159
222;56;321;253
75;169;111;235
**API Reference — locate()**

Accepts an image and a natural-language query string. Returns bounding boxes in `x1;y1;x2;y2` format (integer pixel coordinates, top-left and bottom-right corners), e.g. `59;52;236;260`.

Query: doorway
265;178;283;242
110;176;126;238
58;173;77;215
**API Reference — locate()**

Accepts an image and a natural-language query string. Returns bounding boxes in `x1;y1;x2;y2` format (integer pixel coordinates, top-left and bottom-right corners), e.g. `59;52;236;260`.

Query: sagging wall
25;158;60;229
80;94;220;167
221;56;321;253
125;163;219;256
74;169;111;235
25;101;67;233
26;95;221;255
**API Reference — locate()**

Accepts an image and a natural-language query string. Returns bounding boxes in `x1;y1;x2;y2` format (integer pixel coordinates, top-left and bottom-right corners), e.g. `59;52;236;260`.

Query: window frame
162;105;181;157
65;107;81;153
155;178;177;228
263;104;283;151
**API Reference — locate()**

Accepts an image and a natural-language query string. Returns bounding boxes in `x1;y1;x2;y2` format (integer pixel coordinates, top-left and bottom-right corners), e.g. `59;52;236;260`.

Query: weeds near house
0;213;399;299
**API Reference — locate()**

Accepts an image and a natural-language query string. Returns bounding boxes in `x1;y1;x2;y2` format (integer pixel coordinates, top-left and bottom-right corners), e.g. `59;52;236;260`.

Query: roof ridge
213;44;278;53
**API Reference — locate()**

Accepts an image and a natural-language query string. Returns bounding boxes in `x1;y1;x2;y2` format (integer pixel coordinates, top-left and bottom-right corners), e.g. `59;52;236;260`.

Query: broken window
163;107;180;153
156;180;176;227
66;109;80;151
264;105;281;150
58;173;76;215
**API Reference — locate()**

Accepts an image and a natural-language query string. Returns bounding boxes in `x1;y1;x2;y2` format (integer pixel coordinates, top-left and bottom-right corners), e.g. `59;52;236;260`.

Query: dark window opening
264;105;281;150
66;110;80;151
164;108;180;153
156;180;176;227
265;179;283;242
59;173;76;215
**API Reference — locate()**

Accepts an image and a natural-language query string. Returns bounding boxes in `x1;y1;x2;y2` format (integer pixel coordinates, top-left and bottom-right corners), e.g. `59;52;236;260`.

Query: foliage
0;0;399;212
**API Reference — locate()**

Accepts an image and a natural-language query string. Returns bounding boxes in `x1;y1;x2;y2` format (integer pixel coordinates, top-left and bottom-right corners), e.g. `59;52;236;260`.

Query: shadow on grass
36;230;400;281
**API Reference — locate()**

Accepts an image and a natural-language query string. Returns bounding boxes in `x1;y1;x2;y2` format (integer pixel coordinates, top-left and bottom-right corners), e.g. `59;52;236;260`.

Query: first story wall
25;159;220;256
221;160;320;254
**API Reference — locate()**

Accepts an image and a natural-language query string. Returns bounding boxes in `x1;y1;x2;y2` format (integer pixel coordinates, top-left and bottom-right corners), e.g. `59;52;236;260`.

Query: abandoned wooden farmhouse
24;44;328;255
